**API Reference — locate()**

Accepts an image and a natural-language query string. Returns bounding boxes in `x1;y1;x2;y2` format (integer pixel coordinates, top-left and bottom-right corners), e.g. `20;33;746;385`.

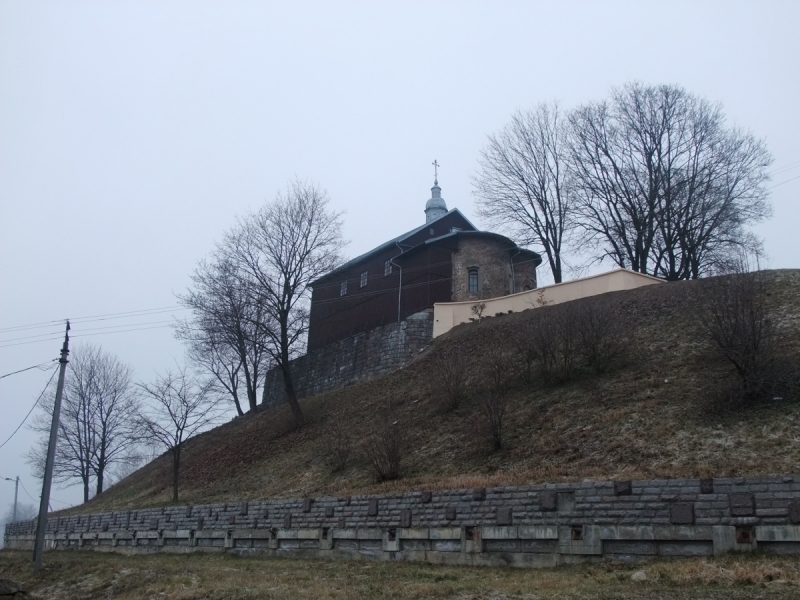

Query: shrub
431;344;469;411
327;409;353;472
574;302;626;374
695;269;786;403
366;413;408;481
473;341;515;450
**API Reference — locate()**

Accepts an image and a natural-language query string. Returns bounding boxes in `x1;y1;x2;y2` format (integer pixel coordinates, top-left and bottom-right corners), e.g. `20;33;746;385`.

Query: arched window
468;268;479;293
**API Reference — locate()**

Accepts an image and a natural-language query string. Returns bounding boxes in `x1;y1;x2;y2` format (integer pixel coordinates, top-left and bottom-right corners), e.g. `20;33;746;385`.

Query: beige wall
433;268;663;338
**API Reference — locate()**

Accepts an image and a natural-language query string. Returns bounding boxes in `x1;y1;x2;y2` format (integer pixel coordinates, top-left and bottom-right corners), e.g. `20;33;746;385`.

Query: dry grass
2;549;800;599
65;270;800;513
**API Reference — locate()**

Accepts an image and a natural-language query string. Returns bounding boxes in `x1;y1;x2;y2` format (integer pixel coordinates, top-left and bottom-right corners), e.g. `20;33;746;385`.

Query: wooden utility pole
33;321;69;571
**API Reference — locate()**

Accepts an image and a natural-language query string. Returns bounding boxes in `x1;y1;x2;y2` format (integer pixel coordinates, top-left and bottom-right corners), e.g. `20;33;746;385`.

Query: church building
307;176;541;351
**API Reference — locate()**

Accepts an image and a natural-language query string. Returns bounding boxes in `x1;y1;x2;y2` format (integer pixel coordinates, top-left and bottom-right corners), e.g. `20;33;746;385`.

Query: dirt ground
2;549;800;599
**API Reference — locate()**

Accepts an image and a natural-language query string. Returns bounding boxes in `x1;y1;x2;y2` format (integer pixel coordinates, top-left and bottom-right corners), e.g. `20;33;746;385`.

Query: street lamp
3;477;19;522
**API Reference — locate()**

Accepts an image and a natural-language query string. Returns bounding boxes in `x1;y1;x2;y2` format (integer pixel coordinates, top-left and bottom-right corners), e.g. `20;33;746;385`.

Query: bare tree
137;366;222;502
176;252;273;416
695;268;784;403
27;345;139;502
568;82;772;279
474;103;574;283
223;179;346;424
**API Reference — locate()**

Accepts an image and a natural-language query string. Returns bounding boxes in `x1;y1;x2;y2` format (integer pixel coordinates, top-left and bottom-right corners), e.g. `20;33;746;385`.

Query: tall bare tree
568;82;772;279
474;102;573;283
176;252;272;416
223;179;346;424
136;366;222;502
27;345;139;502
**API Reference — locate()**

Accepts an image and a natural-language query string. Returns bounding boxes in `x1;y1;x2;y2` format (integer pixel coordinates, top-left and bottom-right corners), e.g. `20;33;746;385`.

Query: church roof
394;229;542;265
311;208;477;285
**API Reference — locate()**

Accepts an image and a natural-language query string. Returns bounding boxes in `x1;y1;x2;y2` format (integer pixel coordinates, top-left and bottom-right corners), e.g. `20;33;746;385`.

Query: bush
327;409;353;472
430;344;469;411
574;302;626;374
366;413;408;481
695;270;786;403
513;300;626;384
473;341;515;450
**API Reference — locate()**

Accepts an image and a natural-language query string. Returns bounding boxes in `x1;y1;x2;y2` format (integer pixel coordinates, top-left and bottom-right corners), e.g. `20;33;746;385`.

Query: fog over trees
475;83;773;281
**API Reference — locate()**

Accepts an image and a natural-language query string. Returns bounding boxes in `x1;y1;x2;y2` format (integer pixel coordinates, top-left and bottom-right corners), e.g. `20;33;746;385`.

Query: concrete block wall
7;475;800;566
261;309;433;407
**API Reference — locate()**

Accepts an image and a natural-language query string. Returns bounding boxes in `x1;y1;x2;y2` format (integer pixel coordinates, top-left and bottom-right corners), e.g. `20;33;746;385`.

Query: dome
425;180;448;223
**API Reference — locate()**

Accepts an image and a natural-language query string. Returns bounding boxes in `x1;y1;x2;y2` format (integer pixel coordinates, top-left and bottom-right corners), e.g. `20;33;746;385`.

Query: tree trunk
95;444;106;496
279;314;303;425
83;479;89;504
280;359;303;425
230;387;244;416
172;445;181;502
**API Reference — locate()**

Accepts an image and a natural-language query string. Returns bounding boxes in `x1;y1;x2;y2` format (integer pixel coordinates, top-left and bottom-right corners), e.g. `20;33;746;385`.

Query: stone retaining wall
7;475;800;566
261;309;433;407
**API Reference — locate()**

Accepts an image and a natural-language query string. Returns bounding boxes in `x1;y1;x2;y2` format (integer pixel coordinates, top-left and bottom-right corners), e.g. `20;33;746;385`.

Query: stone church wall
451;237;516;303
261;309;433;407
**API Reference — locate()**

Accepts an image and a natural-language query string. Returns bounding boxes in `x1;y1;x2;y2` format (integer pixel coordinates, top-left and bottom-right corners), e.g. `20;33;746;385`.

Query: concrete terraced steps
6;475;800;567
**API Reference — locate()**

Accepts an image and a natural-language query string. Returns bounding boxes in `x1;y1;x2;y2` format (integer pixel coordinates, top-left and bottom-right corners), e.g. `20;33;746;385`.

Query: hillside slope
76;270;800;513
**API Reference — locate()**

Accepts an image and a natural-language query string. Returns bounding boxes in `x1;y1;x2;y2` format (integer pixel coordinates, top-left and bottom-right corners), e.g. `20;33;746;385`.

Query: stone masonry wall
261;309;433;407
7;476;800;567
451;237;514;303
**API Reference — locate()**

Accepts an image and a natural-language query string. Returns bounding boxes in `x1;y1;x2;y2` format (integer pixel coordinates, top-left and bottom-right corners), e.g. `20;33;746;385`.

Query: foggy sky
1;0;798;513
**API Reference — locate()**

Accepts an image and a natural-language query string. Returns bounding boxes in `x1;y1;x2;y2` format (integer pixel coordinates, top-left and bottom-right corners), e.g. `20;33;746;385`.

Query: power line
0;366;59;450
768;174;800;189
769;159;800;176
0;305;187;335
0;360;57;380
17;478;37;505
0;322;185;349
0;319;178;344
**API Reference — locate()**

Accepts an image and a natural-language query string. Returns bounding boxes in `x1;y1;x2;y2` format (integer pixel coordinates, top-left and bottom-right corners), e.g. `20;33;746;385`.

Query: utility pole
33;321;69;571
2;476;18;522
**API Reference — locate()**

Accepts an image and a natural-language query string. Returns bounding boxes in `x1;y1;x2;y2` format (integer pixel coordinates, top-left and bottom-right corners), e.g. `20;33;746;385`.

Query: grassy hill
74;270;800;513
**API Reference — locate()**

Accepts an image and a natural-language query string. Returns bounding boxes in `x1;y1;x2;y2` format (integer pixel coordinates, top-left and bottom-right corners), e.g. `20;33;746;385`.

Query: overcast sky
1;0;798;513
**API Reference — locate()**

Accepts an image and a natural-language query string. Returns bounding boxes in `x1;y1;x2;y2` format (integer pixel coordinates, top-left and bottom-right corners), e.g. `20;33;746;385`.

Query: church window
340;281;347;296
468;268;479;293
384;259;392;276
360;271;368;288
429;228;434;235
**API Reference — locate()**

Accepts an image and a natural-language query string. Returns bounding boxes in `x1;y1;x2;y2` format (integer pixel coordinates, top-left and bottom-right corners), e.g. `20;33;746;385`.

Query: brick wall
261;309;433;407
8;475;800;565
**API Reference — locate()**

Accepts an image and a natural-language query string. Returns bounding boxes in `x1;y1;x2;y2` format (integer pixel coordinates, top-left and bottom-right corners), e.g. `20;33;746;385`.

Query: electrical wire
768;174;800;189
0;360;57;380
0;306;188;335
769;159;800;176
17;478;37;504
0;365;59;450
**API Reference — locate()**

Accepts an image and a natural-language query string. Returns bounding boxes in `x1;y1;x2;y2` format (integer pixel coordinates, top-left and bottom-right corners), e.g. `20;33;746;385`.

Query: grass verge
2;549;800;599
